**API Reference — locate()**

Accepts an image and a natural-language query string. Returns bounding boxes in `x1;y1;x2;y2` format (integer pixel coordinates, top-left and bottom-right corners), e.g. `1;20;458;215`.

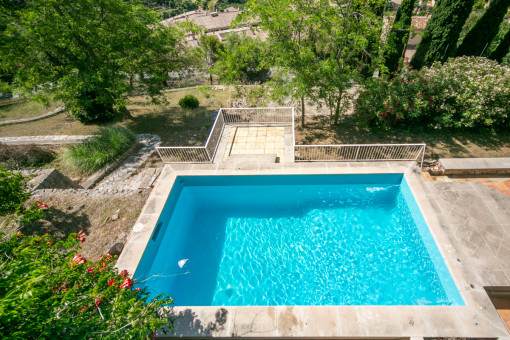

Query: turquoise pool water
134;174;464;306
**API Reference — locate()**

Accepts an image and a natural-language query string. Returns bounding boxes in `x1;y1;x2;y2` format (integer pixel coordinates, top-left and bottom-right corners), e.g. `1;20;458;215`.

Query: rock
111;214;119;221
108;243;124;256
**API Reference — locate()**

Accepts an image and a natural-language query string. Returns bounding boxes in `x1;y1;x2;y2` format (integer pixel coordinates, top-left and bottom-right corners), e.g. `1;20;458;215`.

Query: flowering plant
355;59;436;129
0;231;173;338
423;57;510;129
355;57;510;130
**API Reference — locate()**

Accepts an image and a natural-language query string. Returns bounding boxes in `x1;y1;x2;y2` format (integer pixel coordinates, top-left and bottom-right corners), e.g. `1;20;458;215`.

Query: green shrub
0;231;173;338
355;57;510;130
423;57;510;128
356;61;437;129
62;126;136;174
178;94;199;109
0;166;45;222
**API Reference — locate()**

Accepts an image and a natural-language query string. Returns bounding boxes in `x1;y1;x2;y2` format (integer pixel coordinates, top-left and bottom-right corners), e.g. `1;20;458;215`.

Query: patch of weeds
61;126;135;174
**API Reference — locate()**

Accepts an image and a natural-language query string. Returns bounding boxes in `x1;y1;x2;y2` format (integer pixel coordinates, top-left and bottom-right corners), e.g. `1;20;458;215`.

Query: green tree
0;0;191;123
212;32;269;84
384;0;417;74
410;0;475;69
244;0;385;126
199;35;224;84
489;26;510;63
456;0;510;57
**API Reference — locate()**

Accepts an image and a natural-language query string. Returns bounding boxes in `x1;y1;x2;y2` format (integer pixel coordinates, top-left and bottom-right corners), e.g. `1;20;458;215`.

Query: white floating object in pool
178;259;189;268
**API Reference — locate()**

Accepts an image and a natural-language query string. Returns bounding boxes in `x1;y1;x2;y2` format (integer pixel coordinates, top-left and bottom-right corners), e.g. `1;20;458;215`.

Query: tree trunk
301;96;305;128
209;72;213;85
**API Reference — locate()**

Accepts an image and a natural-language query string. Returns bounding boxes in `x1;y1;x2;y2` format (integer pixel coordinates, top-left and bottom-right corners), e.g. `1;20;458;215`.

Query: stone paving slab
117;160;510;338
440;157;510;174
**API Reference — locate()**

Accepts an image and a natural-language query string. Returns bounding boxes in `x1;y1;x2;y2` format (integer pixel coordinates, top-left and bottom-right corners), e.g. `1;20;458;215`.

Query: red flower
396;115;400;119
135;287;141;292
87;266;96;273
72;254;87;265
48;241;54;246
389;106;393;109
396;101;399;105
99;262;106;271
35;201;48;209
119;277;132;289
79;305;87;313
120;269;129;277
108;279;115;286
16;231;22;236
76;230;86;243
95;298;102;307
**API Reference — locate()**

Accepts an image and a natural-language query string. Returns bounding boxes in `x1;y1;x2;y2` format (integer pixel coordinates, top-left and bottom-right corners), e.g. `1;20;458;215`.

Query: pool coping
116;161;509;338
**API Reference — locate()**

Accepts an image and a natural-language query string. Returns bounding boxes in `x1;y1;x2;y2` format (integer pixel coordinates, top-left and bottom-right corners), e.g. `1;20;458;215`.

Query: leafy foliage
384;0;416;74
0;167;44;223
198;35;224;84
212;32;270;84
410;0;475;69
0;0;191;123
0;231;173;338
456;0;510;57
490;27;510;64
62;126;136;174
178;94;200;109
356;57;510;130
244;0;385;126
356;63;436;129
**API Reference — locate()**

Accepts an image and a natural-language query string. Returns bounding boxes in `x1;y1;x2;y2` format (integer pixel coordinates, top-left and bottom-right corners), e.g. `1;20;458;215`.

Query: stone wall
21;169;82;190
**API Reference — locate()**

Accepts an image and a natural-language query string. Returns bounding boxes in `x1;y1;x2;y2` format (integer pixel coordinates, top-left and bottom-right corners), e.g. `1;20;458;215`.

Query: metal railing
205;110;225;161
221;107;294;125
156;106;426;167
294;144;426;167
156;107;294;163
156;146;210;163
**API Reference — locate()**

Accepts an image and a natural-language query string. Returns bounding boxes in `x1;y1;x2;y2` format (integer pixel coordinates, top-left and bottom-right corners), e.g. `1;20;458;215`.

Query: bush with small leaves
356;57;510;130
178;95;199;109
0;230;174;338
0;166;45;223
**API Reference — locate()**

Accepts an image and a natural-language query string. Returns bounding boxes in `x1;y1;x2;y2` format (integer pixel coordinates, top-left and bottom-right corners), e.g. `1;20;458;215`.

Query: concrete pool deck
117;161;510;339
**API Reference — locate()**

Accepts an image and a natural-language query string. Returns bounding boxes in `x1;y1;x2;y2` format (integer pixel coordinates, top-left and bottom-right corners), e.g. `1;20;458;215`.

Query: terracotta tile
492;183;509;190
421;172;432;182
498;309;510;318
504;317;510;329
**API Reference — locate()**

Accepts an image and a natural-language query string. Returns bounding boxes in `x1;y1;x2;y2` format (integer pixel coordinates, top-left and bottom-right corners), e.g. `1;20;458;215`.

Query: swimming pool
134;174;464;306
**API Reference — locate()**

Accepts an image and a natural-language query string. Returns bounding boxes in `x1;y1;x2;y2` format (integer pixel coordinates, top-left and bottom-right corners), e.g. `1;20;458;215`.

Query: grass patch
0;98;63;122
61;126;136;174
0;143;57;170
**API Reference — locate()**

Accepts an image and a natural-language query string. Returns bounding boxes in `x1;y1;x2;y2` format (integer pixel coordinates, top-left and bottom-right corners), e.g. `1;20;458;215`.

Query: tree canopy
456;0;510;57
410;0;475;69
243;0;385;126
0;0;191;123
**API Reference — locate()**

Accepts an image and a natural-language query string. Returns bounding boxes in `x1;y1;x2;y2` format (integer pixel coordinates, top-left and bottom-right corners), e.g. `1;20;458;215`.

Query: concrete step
440;157;510;175
223;153;278;163
137;168;157;189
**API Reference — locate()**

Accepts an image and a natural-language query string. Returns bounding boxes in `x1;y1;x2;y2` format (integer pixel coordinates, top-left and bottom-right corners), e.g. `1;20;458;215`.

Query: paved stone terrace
117;160;510;339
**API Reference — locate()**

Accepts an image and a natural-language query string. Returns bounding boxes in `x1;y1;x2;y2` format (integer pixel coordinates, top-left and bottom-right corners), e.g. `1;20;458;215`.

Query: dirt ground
294;102;510;160
0;190;149;260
